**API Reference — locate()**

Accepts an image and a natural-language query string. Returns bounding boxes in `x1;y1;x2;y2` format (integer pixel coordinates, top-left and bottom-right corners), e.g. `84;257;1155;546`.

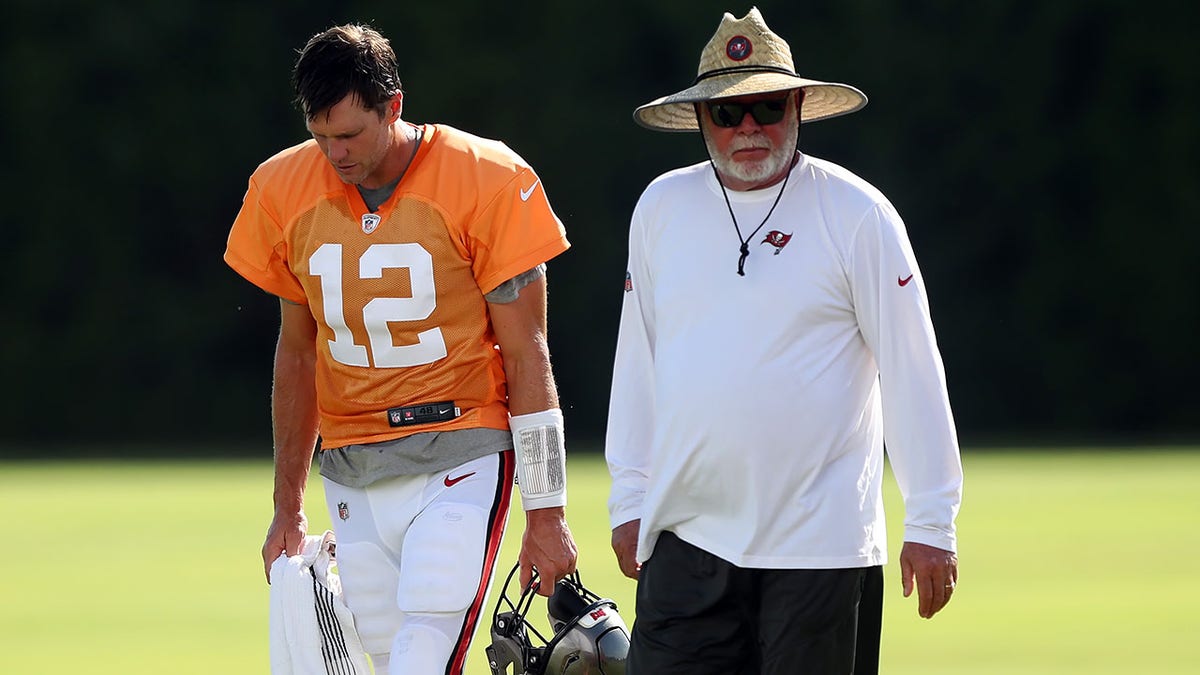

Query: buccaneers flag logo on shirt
761;230;792;255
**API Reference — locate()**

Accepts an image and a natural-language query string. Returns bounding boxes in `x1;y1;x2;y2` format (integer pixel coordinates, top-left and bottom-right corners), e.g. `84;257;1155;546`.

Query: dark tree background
2;0;1196;454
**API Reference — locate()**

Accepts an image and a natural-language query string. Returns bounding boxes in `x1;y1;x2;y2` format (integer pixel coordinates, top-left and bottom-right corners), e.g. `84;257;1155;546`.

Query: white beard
705;113;800;187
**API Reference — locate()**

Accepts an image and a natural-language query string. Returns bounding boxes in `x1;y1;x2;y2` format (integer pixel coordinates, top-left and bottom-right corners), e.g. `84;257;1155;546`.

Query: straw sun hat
634;7;867;132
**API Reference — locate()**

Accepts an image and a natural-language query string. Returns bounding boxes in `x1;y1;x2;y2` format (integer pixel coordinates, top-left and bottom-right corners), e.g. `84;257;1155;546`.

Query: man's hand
900;541;958;619
611;520;641;580
520;507;578;596
262;509;309;583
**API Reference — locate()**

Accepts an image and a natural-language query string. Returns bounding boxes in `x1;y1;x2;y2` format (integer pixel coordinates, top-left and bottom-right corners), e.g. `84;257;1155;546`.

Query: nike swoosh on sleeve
519;179;541;202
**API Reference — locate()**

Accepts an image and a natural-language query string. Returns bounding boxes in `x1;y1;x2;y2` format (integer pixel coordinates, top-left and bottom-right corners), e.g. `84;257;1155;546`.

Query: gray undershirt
320;428;514;488
357;175;402;212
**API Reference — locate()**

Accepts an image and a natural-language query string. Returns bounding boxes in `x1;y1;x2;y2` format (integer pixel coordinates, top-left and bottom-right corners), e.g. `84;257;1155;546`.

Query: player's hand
900;541;958;618
262;509;309;583
520;507;577;596
611;520;641;580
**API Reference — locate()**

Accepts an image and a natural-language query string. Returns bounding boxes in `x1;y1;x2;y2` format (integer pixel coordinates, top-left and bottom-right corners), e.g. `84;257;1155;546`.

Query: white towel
269;530;371;674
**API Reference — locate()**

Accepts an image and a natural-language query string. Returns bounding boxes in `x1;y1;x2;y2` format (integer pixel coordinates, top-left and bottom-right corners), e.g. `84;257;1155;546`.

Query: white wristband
509;408;567;510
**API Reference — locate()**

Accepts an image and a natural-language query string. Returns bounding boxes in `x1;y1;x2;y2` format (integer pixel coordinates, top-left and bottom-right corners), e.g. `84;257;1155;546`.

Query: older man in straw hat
605;7;963;673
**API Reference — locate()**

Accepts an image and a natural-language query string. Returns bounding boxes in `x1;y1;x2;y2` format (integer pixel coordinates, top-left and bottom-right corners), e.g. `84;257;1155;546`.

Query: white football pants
322;451;513;675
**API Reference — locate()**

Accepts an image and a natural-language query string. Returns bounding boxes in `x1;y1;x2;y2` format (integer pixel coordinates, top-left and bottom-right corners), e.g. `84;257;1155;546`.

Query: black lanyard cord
712;159;792;276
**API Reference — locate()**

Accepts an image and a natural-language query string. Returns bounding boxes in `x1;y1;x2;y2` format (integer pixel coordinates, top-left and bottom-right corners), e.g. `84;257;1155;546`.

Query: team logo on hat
761;230;792;254
362;213;381;234
726;35;752;61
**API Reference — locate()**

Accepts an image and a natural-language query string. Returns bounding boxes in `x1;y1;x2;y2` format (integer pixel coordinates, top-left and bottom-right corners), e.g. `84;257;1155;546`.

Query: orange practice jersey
225;124;569;448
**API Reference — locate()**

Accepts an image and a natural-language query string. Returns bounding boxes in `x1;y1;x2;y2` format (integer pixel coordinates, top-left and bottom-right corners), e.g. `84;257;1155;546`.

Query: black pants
629;531;883;675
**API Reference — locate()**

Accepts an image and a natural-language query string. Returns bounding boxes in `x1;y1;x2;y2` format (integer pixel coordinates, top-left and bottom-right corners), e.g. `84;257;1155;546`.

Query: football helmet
486;563;630;675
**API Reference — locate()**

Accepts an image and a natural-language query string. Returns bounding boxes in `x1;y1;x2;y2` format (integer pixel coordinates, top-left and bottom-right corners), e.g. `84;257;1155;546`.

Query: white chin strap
509;408;567;510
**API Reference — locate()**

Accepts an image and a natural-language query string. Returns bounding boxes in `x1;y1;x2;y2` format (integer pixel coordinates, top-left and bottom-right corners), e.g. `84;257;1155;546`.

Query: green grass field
3;449;1198;673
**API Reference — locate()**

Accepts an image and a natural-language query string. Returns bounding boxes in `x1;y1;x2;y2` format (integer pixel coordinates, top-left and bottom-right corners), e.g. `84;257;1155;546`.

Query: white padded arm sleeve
509;408;567;510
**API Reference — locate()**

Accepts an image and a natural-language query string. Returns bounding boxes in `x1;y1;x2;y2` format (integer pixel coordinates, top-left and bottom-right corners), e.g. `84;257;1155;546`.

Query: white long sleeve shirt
606;155;962;568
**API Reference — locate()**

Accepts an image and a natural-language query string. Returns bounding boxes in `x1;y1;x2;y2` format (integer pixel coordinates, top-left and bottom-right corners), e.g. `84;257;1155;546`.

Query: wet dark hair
292;24;402;120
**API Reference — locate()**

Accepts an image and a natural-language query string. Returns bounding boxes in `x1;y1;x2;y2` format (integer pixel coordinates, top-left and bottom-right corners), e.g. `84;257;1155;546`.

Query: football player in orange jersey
225;24;577;675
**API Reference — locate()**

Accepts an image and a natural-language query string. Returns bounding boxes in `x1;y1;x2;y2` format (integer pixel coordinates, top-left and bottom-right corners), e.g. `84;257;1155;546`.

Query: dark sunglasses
707;97;790;128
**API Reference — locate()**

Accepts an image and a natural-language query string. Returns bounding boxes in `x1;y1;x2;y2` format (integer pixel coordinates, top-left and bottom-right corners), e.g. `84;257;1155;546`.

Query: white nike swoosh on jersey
520;179;540;202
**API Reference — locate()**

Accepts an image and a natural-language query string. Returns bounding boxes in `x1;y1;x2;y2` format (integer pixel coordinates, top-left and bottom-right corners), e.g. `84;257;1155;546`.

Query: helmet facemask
486;563;630;675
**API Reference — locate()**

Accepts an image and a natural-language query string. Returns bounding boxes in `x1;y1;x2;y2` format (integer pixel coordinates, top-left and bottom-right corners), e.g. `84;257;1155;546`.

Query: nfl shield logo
361;213;381;234
337;501;350;520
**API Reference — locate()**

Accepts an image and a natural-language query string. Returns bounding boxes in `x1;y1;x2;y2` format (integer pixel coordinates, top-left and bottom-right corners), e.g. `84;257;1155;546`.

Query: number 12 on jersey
308;243;448;368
